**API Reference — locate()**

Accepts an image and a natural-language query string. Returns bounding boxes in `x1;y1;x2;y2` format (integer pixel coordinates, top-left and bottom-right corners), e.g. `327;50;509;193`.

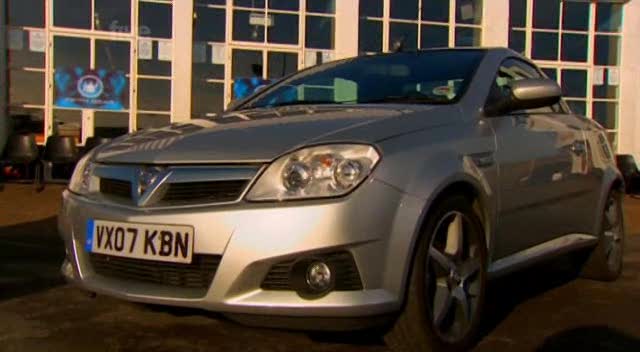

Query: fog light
306;261;332;292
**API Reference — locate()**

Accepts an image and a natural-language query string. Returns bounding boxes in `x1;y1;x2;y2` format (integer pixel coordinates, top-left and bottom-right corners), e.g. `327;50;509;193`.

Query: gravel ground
1;184;639;352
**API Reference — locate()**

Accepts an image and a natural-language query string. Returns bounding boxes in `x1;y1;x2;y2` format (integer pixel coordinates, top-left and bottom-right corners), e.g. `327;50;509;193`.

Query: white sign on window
608;68;620;86
305;51;318;67
157;41;172;61
211;43;226;65
249;13;273;27
29;30;46;53
593;67;605;86
321;51;333;64
9;29;23;50
138;39;153;60
460;4;474;21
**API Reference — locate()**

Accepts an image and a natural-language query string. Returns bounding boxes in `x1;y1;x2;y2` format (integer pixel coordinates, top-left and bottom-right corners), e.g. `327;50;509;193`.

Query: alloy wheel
603;194;623;273
425;211;483;343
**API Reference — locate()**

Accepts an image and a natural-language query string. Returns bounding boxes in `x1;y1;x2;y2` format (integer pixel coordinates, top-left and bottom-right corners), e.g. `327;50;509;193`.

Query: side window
488;58;562;114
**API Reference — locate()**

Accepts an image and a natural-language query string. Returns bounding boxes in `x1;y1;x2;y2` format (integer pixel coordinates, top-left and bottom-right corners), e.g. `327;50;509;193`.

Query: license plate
86;219;194;264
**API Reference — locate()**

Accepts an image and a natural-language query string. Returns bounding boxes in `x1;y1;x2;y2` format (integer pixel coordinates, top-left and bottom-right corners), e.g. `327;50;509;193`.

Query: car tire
385;195;487;352
578;190;625;281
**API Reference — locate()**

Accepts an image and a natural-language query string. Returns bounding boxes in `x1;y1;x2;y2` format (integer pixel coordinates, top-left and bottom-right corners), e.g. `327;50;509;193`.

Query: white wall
171;0;194;122
618;0;640;157
335;0;359;59
482;0;510;47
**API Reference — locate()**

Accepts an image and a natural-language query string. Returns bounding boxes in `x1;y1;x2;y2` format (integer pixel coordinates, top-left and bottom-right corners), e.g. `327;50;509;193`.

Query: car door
487;58;590;259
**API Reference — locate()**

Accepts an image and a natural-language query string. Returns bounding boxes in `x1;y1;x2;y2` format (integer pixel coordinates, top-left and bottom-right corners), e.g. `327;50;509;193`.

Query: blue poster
233;76;273;100
54;68;127;110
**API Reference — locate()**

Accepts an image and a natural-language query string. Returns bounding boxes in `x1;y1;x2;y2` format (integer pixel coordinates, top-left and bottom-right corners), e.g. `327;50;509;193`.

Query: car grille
89;253;222;289
162;180;249;204
100;178;132;199
99;178;249;206
261;251;363;291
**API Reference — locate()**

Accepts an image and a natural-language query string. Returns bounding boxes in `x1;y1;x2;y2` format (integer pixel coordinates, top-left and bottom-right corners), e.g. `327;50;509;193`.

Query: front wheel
385;195;487;352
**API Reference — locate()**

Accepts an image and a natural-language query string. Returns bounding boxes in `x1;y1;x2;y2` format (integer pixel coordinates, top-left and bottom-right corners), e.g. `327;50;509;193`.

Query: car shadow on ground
0;216;66;301
536;326;640;352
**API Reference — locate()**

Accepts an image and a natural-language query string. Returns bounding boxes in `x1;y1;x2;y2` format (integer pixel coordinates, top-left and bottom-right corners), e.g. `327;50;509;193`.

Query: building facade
2;0;639;158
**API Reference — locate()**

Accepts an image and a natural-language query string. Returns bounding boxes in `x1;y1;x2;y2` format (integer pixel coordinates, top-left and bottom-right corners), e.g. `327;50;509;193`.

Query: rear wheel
385;195;487;352
578;190;625;281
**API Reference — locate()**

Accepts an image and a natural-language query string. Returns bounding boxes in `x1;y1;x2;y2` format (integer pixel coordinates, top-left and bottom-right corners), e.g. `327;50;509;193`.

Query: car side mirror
485;78;562;116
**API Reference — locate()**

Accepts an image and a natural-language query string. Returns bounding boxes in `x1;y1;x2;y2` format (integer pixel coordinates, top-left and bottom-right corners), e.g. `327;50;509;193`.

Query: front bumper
58;178;424;327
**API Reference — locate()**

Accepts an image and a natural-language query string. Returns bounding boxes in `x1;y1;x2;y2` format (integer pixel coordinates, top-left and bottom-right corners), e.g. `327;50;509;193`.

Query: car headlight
246;144;380;201
68;152;95;195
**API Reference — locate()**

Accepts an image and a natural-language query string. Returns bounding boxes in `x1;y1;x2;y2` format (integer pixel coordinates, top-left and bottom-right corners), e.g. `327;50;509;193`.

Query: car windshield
241;50;486;110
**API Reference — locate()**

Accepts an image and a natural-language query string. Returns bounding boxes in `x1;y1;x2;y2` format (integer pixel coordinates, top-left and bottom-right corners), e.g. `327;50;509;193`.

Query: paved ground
1;184;639;352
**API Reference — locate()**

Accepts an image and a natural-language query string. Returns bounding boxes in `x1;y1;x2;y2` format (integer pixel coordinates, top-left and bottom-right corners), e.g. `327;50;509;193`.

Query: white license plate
86;219;194;264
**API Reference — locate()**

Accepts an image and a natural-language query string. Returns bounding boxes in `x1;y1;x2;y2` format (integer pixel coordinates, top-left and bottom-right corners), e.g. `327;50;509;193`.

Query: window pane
54;36;90;69
566;100;586;116
455;27;481;47
137;114;171;130
562;1;589;31
8;30;45;69
595;35;620;66
268;13;299;44
390;0;418;20
509;0;526;28
509;29;525;54
423;0;449;23
533;0;559;29
94;111;129;138
96;40;131;73
307;0;335;14
596;3;623;33
8;0;45;27
54;0;91;29
192;44;225;79
198;0;226;5
359;20;383;53
421;24;449;49
531;32;558;60
232;49;263;78
9;70;45;105
8;108;45;140
53;109;82;140
561;33;588;62
592;101;617;129
139;41;173;76
360;0;383;17
456;0;482;25
233;10;266;42
305;16;335;49
139;2;173;38
94;0;131;32
194;6;226;42
267;52;298;79
593;68;619;99
541;67;557;82
234;0;265;8
389;22;418;51
192;81;225;117
269;0;299;11
137;79;171;111
561;69;587;98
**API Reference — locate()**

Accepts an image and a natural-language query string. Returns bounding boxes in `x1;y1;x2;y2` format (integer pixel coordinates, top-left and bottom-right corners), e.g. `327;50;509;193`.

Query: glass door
229;47;299;104
51;34;132;143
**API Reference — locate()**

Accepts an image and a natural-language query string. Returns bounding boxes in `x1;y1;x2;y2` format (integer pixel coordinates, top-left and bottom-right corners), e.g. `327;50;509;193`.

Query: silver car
59;48;625;352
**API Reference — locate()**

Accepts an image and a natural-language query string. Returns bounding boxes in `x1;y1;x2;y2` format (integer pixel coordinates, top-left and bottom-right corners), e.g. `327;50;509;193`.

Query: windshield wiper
359;94;453;105
260;100;350;108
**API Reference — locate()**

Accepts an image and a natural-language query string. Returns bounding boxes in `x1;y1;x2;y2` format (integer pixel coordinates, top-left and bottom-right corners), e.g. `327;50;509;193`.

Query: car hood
95;105;450;164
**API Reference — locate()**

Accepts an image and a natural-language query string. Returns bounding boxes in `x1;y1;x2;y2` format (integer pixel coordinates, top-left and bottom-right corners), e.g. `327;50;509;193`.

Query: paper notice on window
193;42;207;63
138;39;153;60
29;30;46;53
608;68;620;86
157;41;172;61
305;50;317;67
593;67;605;86
460;4;474;21
9;29;23;50
211;43;226;65
322;51;333;63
